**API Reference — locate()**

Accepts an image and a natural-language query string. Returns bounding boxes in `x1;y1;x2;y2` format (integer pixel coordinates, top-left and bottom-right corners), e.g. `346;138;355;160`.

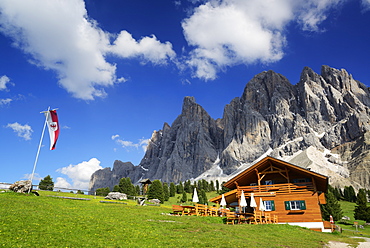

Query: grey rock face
105;192;127;200
139;96;223;182
89;65;370;191
89;161;144;194
10;180;32;193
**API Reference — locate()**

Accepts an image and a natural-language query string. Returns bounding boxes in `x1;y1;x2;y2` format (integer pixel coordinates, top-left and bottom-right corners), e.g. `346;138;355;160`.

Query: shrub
96;187;110;196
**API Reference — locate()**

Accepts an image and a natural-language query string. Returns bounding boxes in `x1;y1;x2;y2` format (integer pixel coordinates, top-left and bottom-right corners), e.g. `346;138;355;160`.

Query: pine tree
216;180;220;193
344;186;357;202
184;180;191;193
333;187;341;200
321;189;343;221
354;189;370;222
113;185;120;192
163;182;169;201
219;182;231;194
135;185;141;196
180;191;187;203
118;177;135;196
39;175;54;191
209;181;215;192
147;180;164;203
197;180;203;191
96;187;110;196
201;189;207;204
177;182;184;194
349;186;357;202
169;182;176;197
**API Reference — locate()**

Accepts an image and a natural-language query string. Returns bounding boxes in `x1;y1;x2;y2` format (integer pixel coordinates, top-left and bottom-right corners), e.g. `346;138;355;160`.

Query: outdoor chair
226;212;238;225
272;214;278;224
250;211;263;224
264;213;271;224
237;214;249;224
219;208;228;217
195;204;208;216
208;207;218;217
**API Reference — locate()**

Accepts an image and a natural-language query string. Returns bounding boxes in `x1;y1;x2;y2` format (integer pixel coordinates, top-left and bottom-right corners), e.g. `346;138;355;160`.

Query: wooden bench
208;207;218;217
195;204;208;216
172;205;184;216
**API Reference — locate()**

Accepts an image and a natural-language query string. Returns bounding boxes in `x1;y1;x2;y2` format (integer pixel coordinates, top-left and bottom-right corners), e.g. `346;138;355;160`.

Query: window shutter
284;201;290;210
271;200;275;211
300;200;306;210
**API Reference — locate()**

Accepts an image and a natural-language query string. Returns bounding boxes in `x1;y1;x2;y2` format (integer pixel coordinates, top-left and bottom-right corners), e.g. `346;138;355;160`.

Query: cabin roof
223;156;328;192
139;178;152;184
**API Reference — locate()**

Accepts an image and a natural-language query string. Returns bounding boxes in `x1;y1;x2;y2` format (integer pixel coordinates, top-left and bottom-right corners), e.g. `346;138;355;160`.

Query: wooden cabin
209;156;330;232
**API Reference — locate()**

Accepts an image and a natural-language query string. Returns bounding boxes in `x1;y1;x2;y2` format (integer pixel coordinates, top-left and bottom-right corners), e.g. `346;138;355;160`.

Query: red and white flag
45;110;59;150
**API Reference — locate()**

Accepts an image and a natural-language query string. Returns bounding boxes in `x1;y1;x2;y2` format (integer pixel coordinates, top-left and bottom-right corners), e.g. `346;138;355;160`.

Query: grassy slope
0;191;362;247
337;200;370;236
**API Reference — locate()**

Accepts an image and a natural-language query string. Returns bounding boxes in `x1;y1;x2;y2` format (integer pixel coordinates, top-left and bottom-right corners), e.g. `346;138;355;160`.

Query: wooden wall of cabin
255;192;323;223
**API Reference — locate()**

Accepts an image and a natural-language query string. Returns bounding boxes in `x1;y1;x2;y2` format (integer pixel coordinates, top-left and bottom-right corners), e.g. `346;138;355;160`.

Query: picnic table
182;205;197;215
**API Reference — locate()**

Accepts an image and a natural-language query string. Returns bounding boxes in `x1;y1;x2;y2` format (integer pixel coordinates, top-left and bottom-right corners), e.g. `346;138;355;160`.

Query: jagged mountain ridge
89;65;370;193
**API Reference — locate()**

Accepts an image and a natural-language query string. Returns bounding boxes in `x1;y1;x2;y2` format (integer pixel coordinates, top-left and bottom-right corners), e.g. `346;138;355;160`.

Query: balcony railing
237;182;314;195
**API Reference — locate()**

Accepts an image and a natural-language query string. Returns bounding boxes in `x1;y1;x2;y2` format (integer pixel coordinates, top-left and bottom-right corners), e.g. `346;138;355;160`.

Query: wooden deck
236;182;315;196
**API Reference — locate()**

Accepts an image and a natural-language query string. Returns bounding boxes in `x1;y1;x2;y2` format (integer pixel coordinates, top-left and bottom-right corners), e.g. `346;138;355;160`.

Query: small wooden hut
139;179;152;195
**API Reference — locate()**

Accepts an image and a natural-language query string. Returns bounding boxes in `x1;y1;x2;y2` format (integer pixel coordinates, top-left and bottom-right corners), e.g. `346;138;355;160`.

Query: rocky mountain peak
241;70;295;115
90;65;370;193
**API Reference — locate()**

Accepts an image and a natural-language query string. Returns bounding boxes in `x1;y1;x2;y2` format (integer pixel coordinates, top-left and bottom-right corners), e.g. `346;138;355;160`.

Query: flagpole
28;107;50;193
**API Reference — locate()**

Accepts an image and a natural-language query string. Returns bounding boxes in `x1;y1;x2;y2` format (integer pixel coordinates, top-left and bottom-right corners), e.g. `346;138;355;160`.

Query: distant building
139;178;152;195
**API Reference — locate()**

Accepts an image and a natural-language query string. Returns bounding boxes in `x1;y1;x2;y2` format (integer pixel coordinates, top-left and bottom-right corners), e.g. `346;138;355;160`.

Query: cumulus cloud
182;0;344;80
6;122;33;140
0;75;12;90
0;0;175;100
56;158;103;189
110;31;176;65
54;177;72;189
112;134;149;152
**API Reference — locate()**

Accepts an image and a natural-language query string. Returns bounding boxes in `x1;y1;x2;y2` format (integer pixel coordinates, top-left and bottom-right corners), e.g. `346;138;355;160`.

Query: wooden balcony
237;182;315;196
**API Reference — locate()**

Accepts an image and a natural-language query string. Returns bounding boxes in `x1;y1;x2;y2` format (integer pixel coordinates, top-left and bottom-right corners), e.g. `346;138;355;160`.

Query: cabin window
250;183;258;189
284;200;306;210
264;180;273;185
264;200;275;211
292;178;310;183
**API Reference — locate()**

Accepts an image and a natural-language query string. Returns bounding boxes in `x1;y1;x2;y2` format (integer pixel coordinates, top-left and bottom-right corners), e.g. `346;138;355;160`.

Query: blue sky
1;0;370;190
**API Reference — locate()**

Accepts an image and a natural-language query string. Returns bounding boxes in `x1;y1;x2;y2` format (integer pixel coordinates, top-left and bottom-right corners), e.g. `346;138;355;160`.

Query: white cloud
6;122;33;140
110;31;176;65
0;75;12;90
54;177;72;189
22;173;42;181
362;0;370;11
182;0;344;80
0;98;12;106
56;158;103;189
296;0;345;32
113;134;149;152
0;0;175;100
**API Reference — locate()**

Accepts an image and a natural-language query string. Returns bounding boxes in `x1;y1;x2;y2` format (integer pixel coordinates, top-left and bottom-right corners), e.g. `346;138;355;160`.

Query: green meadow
0;191;365;247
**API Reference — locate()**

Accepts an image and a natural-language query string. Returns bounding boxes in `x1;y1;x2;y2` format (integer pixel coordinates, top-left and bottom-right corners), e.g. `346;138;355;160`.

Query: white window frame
290;200;301;210
264;201;272;211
